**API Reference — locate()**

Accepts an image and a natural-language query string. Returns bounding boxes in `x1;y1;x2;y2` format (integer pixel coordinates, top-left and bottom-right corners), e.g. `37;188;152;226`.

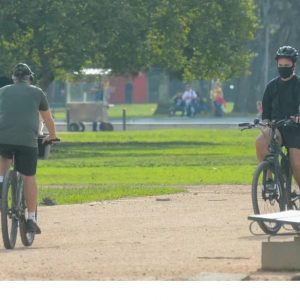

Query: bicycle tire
1;170;19;249
252;161;285;234
18;175;35;246
286;171;300;231
79;122;85;132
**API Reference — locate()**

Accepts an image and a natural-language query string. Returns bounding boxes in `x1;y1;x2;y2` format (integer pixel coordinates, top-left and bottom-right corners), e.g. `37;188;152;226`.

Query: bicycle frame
265;125;288;169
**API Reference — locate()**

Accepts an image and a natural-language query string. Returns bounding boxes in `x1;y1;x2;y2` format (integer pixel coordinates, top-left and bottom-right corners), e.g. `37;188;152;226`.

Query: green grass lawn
52;102;248;121
108;103;157;118
52;103;158;120
37;128;258;205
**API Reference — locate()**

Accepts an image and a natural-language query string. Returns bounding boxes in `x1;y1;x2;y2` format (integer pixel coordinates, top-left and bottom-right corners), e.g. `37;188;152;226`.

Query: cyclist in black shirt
256;46;300;187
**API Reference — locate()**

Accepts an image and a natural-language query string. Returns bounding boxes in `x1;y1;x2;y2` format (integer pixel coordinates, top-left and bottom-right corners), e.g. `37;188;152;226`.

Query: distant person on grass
256;46;300;189
210;81;226;117
0;63;58;234
182;84;197;117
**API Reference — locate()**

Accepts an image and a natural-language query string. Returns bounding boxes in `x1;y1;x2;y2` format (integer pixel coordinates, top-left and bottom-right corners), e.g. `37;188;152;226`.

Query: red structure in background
109;72;148;104
132;72;147;103
108;77;125;104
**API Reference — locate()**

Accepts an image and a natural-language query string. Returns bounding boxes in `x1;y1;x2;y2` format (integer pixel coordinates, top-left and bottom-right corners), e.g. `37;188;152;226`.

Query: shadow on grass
50;141;220;159
59;141;218;148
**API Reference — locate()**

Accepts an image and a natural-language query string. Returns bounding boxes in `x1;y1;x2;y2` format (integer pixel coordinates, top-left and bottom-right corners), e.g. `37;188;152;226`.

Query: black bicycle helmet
13;63;34;77
275;46;299;62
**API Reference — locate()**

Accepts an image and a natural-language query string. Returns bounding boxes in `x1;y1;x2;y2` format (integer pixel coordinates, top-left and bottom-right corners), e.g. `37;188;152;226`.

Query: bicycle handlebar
238;122;252;128
43;138;61;145
238;118;297;131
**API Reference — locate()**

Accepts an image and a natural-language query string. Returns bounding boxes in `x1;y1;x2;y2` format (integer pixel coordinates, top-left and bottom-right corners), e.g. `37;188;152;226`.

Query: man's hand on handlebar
290;115;300;124
42;135;60;145
261;119;270;126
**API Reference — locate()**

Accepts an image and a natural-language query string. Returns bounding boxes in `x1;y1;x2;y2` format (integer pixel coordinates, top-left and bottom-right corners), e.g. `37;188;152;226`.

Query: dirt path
0;185;296;280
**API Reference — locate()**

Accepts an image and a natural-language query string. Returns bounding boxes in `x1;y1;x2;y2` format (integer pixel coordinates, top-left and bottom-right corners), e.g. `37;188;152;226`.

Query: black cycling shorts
279;125;300;149
0;144;38;176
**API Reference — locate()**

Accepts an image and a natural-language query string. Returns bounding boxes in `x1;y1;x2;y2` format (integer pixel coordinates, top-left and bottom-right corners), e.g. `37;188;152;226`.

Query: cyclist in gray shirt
0;63;58;234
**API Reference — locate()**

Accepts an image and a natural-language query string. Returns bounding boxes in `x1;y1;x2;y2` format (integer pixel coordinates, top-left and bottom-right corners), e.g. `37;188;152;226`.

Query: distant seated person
195;91;210;115
182;85;197;117
169;92;185;116
213;88;226;117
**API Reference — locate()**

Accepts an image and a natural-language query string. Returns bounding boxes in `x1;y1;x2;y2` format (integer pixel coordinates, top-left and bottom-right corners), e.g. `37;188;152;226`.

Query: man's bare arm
39;110;57;139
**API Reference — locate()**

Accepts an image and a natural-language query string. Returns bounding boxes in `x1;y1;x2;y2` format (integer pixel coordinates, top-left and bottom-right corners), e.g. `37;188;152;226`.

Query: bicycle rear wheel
252;161;285;234
1;170;19;249
18;175;35;246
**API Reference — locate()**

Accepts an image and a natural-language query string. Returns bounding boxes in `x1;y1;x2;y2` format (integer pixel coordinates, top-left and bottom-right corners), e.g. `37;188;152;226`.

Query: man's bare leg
0;157;12;175
256;128;282;181
256;128;283;161
0;157;12;200
22;175;38;214
289;148;300;188
22;175;41;233
256;133;269;161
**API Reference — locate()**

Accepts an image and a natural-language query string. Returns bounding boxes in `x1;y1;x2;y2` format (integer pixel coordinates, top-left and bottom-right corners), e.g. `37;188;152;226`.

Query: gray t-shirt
0;82;49;148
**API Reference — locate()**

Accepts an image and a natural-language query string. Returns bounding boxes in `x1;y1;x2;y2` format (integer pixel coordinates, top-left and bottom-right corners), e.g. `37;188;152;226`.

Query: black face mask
278;66;294;79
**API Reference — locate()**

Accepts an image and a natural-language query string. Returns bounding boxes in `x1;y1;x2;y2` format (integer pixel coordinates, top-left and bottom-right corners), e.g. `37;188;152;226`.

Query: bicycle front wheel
1;170;19;249
252;161;285;234
286;171;300;231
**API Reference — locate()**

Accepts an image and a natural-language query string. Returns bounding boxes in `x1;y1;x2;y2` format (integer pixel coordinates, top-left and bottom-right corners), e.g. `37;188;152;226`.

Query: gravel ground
0;185;297;280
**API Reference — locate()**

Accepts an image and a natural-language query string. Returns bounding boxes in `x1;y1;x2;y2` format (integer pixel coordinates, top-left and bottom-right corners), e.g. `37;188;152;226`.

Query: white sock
28;212;36;222
0;176;4;182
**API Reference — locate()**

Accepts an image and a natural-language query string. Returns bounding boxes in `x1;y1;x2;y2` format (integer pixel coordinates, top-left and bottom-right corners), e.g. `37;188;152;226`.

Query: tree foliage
233;0;300;113
125;0;258;81
0;0;257;90
0;0;98;89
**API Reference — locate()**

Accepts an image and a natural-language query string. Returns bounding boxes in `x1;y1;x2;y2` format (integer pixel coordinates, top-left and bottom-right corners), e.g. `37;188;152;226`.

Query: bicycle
239;118;300;234
1;137;60;249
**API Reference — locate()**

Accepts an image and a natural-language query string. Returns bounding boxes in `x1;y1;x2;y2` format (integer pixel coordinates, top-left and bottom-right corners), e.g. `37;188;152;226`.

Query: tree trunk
154;71;170;115
38;70;55;92
233;24;266;113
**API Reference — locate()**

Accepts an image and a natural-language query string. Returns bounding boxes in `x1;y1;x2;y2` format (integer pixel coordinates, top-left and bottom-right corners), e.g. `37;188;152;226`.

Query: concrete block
262;237;300;270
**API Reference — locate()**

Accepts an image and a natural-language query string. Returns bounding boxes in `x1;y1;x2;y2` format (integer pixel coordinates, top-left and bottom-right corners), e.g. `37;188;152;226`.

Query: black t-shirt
262;75;300;120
